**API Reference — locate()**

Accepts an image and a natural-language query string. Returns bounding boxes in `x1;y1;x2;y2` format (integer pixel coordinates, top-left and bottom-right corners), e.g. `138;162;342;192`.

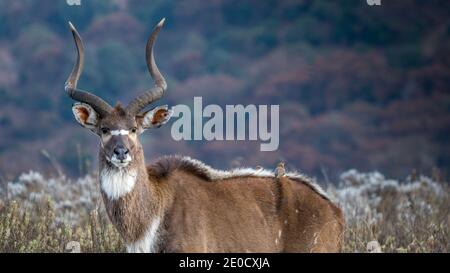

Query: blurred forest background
0;0;449;181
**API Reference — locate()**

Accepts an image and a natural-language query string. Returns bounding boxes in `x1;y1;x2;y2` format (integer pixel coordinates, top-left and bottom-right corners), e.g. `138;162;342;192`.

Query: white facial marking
100;168;137;200
111;129;130;136
127;217;161;253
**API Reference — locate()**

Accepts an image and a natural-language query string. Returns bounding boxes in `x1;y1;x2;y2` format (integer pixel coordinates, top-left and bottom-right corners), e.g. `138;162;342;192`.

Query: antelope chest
100;168;163;253
126;217;162;253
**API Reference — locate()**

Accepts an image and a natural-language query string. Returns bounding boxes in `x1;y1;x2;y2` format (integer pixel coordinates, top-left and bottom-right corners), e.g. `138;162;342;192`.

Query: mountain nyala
66;18;344;253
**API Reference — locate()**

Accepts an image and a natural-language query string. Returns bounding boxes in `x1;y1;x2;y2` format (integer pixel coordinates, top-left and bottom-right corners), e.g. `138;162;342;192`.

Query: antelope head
66;19;173;169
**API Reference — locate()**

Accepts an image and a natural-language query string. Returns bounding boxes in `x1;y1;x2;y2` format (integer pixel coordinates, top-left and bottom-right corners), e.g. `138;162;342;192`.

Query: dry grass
0;172;124;252
0;201;123;252
0;169;448;253
330;170;450;253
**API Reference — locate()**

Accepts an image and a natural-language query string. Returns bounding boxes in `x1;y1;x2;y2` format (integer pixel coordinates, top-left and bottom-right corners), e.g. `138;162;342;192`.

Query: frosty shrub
0;172;123;252
327;170;449;252
0;169;448;252
1;171;101;225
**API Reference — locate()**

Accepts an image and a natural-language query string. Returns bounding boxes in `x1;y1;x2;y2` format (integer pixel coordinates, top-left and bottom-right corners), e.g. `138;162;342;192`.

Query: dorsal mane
147;155;330;200
148;155;212;181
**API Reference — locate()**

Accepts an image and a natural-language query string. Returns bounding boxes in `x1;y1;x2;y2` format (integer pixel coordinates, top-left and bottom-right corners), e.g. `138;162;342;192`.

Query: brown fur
156;159;344;252
72;63;344;253
100;153;344;252
65;19;345;252
77;104;344;253
75;107;89;124
152;108;169;125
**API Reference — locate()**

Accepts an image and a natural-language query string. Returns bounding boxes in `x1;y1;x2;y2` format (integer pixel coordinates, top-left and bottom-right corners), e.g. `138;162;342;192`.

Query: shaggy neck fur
99;146;168;253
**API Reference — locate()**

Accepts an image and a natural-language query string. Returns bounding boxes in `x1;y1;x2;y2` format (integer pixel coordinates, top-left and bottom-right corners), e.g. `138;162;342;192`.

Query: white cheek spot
100;168;137;200
111;130;130;136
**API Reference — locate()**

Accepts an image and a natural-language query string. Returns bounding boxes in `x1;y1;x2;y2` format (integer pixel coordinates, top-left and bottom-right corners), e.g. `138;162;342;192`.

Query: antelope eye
131;127;137;133
101;128;109;134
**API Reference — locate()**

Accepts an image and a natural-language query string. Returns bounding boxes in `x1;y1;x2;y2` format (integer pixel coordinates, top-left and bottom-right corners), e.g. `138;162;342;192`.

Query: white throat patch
100;168;137;200
126;217;161;253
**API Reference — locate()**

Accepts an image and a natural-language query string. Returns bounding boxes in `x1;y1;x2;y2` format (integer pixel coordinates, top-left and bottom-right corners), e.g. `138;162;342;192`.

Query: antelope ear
72;102;99;132
137;105;173;130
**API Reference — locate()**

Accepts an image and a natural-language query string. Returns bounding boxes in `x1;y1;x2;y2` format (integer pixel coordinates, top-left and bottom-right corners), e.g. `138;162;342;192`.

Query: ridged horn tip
157;18;166;27
68;21;76;31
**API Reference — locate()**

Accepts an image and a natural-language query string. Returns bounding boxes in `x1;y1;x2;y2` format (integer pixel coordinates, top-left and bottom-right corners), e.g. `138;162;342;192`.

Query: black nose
113;146;129;161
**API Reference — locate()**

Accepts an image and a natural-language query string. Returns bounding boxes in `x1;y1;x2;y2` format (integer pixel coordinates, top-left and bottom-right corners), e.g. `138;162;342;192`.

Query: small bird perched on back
274;162;286;178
